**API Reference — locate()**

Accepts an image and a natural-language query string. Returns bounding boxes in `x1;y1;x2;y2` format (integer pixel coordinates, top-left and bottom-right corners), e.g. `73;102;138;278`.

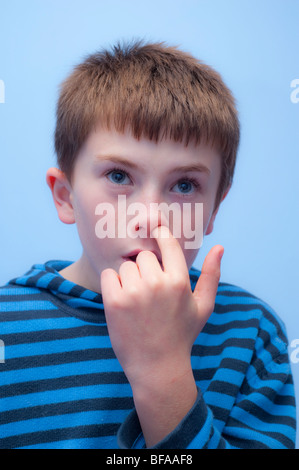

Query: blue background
1;0;298;448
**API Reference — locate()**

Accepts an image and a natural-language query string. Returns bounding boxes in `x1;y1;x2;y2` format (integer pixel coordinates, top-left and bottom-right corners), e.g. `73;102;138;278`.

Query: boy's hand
101;226;224;447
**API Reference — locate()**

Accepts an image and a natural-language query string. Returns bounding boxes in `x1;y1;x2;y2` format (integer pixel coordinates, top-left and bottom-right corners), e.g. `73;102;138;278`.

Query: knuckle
126;284;140;300
147;275;161;291
171;276;189;294
110;294;134;312
107;296;122;311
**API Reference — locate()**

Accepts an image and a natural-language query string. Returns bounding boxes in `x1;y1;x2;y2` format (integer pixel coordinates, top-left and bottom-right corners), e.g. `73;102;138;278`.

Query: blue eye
107;169;131;185
172;179;199;194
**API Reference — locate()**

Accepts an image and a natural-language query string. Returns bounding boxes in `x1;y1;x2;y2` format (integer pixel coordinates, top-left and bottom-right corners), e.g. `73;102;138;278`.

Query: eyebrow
94;155;140;170
169;164;211;176
94;154;211;175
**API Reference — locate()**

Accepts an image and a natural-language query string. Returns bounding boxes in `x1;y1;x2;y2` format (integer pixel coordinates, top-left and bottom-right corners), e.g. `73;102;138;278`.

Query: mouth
123;249;162;265
124;253;138;263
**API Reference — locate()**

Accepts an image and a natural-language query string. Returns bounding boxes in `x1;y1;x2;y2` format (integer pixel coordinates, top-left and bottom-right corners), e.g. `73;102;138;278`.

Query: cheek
173;203;214;268
72;192;101;242
179;203;204;246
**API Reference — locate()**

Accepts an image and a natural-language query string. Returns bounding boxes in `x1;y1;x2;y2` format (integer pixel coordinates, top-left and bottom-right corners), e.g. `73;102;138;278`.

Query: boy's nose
127;201;169;239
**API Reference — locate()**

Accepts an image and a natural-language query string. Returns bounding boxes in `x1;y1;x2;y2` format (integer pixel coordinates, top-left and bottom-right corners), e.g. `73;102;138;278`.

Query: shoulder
0;282;44;299
189;266;288;350
0;282;50;321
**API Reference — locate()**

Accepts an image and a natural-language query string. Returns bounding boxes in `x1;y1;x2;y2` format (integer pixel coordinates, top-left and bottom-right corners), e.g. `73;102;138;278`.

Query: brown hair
55;40;240;209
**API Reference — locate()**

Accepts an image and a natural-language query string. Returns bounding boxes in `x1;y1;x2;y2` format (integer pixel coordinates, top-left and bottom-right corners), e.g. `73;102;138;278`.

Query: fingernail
151;225;169;239
151;227;160;238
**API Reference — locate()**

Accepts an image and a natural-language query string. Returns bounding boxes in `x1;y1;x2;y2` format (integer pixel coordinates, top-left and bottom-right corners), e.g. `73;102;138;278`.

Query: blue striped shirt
0;260;296;449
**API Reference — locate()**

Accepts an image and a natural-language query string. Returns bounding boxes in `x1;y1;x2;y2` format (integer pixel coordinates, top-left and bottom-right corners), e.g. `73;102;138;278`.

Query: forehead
76;127;221;177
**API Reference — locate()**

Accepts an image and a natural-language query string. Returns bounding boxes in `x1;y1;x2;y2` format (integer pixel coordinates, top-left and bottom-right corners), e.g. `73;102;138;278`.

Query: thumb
193;245;224;317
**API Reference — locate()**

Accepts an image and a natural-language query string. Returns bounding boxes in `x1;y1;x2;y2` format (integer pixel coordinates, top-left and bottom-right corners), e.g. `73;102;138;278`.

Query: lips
123;249;162;265
124;252;139;263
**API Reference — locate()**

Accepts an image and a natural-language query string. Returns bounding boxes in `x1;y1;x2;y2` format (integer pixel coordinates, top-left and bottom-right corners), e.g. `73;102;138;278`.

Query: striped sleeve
0;282;132;449
221;308;296;449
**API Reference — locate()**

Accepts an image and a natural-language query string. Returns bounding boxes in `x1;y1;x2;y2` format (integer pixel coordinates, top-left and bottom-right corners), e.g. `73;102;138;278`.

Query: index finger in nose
151;225;189;276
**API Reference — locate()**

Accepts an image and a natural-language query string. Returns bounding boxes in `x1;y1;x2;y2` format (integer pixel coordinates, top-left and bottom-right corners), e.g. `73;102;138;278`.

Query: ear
205;185;231;236
46;167;75;224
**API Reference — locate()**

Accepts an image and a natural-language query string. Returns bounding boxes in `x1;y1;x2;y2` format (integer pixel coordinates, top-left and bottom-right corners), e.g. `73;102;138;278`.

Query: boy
0;40;296;449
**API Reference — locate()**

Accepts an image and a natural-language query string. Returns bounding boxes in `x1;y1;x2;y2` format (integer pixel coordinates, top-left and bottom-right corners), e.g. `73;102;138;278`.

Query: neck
59;255;102;294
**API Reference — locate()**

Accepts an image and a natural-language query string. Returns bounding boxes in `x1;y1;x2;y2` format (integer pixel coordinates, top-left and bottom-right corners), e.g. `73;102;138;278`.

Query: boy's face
48;127;222;293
